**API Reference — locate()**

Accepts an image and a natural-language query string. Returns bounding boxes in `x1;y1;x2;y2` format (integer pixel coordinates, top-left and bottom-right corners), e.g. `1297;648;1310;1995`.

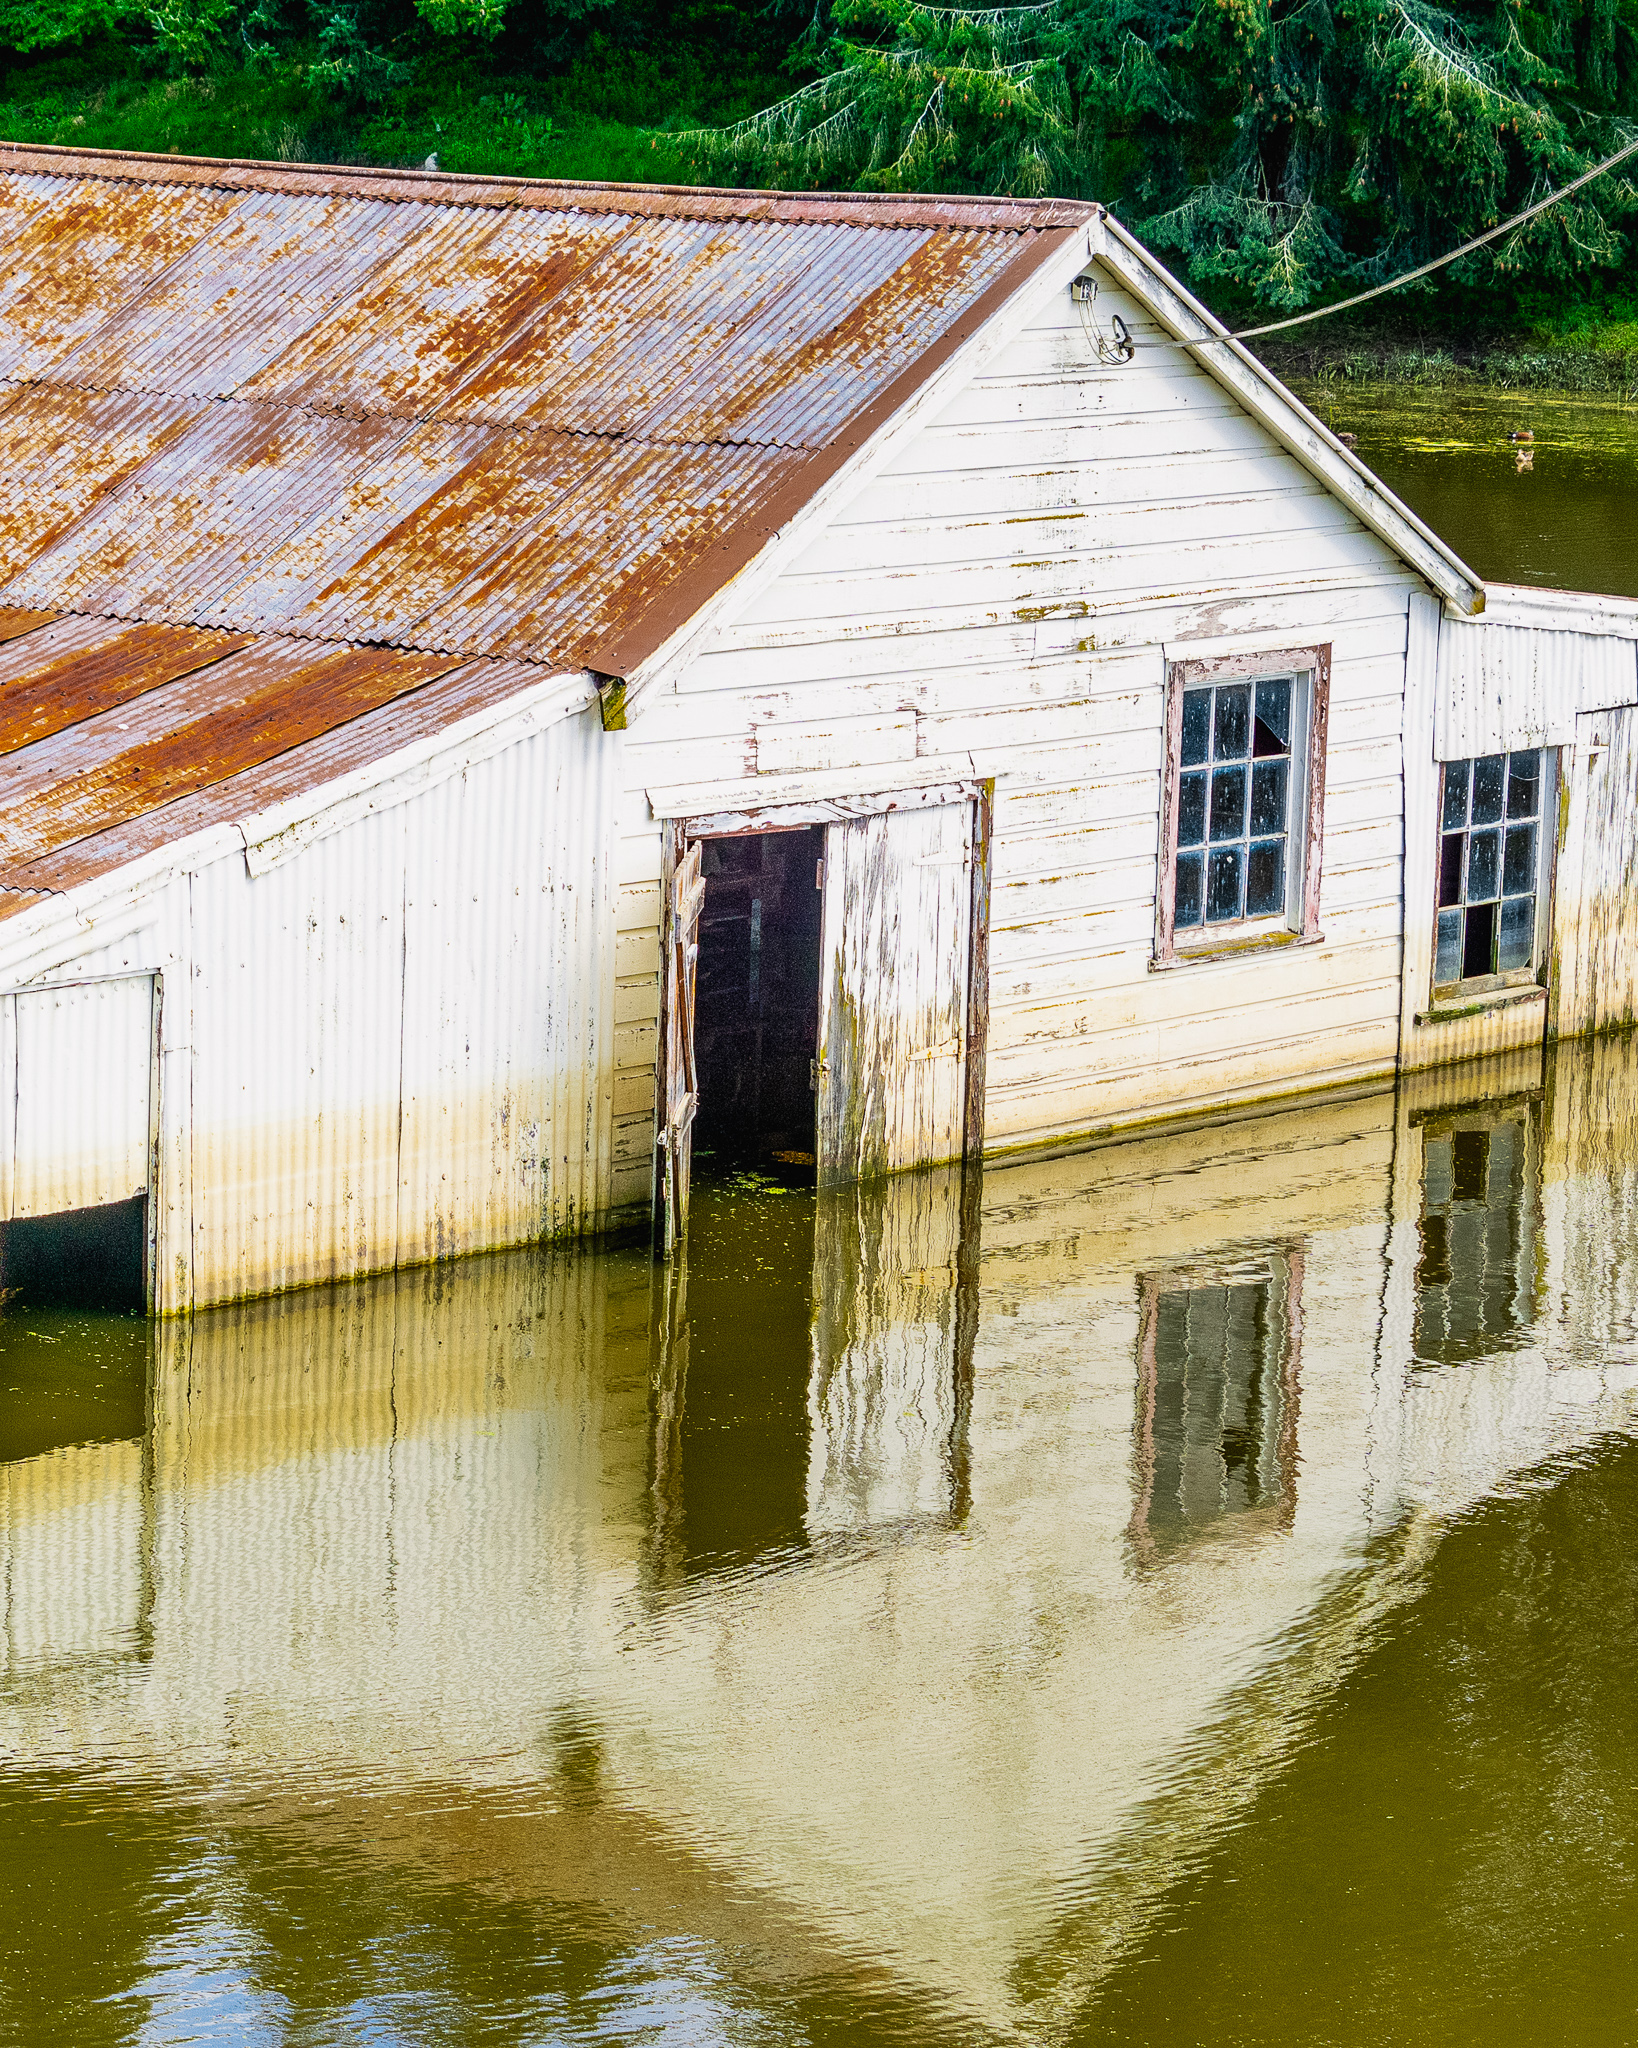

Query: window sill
1416;979;1546;1026
1151;928;1323;972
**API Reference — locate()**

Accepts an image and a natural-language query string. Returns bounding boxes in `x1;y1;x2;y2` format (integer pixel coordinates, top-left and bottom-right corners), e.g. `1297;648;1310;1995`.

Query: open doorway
658;791;989;1254
0;1197;148;1312
692;826;825;1171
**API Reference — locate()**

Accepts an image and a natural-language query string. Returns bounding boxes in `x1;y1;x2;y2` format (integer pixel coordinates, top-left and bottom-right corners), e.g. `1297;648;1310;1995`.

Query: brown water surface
7;1039;1638;2042
1288;378;1638;599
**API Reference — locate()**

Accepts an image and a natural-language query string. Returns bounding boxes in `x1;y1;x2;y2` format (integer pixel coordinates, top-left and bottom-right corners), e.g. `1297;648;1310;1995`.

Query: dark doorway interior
0;1197;147;1313
693;827;824;1167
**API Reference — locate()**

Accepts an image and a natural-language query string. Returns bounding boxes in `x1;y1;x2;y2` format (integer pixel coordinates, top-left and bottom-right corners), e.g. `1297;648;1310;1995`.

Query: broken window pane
1507;750;1540;818
1434;750;1546;988
1172;673;1299;937
1253;679;1291;755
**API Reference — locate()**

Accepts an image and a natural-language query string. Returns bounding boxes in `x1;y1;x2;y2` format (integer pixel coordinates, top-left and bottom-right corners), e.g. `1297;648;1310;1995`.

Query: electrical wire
1164;129;1638;347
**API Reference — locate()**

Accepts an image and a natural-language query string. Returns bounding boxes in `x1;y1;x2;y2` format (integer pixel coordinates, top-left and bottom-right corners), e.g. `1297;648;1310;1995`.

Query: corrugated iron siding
1;974;155;1219
182;708;619;1305
395;716;620;1262
1436;617;1638;757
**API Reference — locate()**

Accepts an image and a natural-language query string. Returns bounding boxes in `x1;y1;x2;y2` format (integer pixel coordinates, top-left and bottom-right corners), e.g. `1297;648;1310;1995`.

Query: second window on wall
1435;749;1553;992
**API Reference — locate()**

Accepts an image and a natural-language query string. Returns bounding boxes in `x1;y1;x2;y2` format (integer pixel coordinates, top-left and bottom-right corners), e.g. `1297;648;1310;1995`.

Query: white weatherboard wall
624;258;1420;1151
0;705;637;1310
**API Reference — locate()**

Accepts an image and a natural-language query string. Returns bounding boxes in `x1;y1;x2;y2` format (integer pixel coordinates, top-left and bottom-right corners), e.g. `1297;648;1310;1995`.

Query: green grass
0;38;778;178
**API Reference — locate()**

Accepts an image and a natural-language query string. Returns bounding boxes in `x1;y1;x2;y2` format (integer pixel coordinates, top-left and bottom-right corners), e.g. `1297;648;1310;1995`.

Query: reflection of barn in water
6;1038;1638;2032
1414;1091;1543;1364
0;147;1633;1310
1129;1250;1301;1561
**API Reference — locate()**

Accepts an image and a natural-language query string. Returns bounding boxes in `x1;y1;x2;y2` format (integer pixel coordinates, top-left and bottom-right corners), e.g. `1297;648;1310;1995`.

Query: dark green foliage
0;0;1631;325
674;0;1638;313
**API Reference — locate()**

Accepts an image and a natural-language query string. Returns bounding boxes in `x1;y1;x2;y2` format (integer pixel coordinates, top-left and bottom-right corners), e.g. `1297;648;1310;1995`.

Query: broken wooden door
815;802;980;1188
1552;705;1638;1037
658;838;704;1256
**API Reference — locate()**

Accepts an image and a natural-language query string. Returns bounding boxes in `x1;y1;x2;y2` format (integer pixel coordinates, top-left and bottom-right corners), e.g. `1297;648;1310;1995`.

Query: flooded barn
0;144;1634;1310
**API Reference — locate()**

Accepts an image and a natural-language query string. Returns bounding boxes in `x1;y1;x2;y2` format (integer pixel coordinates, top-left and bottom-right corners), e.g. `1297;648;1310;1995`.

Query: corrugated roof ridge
0;142;1098;232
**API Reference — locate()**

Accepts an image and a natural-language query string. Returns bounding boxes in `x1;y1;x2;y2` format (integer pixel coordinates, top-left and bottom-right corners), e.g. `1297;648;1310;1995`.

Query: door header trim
678;781;983;838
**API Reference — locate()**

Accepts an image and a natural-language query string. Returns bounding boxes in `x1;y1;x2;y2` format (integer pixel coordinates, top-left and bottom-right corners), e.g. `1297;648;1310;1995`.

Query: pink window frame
1153;644;1332;967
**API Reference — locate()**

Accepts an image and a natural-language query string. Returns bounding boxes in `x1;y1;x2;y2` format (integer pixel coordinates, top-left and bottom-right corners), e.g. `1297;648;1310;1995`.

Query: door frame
655;781;993;1246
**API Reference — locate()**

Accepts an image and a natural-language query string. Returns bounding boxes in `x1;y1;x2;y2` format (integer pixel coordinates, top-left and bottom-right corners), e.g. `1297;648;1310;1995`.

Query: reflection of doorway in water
692;828;825;1171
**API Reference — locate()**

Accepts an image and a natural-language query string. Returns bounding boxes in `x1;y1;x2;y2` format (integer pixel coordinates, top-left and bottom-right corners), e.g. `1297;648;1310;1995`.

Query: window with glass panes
1175;677;1296;930
1436;751;1543;987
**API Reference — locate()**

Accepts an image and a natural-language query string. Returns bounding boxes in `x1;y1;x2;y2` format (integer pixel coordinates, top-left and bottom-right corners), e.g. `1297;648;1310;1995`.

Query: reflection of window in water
1415;1104;1541;1365
1130;1254;1300;1562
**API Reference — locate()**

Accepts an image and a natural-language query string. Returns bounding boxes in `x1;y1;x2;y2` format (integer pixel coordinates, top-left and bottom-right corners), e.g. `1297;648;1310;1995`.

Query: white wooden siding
625;263;1420;1146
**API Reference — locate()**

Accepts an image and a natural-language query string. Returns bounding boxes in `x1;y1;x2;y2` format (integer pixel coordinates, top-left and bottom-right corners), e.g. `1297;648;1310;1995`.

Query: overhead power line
1186;131;1638;344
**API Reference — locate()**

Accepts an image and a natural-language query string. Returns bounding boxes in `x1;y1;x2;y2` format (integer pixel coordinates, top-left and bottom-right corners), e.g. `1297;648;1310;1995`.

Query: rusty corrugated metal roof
0;147;1086;909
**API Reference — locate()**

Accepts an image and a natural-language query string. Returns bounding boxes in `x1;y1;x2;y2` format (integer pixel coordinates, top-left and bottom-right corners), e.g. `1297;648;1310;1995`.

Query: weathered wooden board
817;802;973;1186
658;831;703;1253
1552;703;1638;1038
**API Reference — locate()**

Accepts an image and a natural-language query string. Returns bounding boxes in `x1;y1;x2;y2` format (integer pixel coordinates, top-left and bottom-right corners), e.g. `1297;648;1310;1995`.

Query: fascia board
617;225;1099;712
236;667;595;875
1092;214;1487;617
0;667;596;980
0;824;244;988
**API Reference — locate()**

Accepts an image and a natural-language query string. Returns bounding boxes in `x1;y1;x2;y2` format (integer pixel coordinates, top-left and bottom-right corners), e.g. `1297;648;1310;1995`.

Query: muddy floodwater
8;411;1638;2045
7;1035;1638;2044
1289;377;1638;600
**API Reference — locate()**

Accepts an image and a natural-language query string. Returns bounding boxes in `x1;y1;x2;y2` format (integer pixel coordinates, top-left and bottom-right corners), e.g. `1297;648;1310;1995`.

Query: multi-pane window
1175;678;1296;930
1436;751;1543;987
